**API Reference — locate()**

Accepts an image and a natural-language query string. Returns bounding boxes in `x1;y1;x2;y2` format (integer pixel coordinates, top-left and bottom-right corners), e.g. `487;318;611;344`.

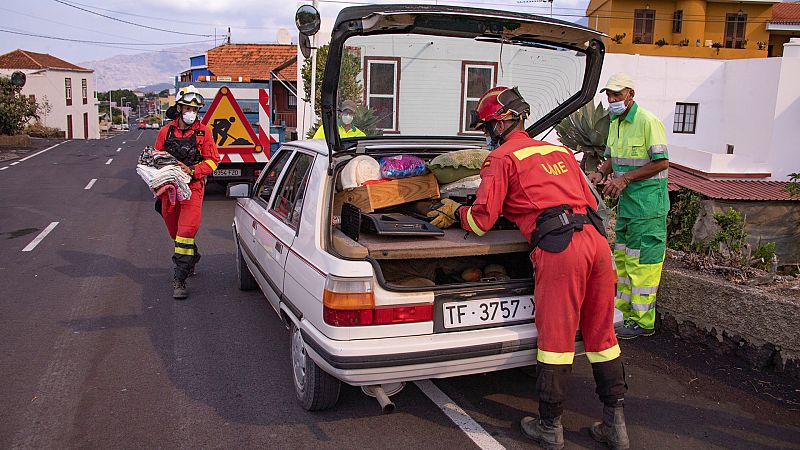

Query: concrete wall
595;47;800;180
0;68;100;139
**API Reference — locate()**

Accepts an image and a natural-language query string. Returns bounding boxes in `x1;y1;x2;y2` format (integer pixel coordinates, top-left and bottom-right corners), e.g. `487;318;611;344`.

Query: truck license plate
442;295;534;329
213;169;241;177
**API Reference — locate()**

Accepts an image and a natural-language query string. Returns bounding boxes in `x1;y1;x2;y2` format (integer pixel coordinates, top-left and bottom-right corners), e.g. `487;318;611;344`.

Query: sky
0;0;592;64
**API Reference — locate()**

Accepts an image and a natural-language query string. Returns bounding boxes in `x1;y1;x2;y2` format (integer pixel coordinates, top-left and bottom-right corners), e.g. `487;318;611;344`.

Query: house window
673;103;698;134
633;9;655;44
65;78;72;106
81;79;88;105
288;93;297;110
673;10;683;34
365;58;399;132
460;62;497;133
725;13;747;49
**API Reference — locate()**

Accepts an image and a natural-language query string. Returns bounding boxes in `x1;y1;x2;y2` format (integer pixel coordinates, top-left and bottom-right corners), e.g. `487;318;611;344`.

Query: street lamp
120;96;126;126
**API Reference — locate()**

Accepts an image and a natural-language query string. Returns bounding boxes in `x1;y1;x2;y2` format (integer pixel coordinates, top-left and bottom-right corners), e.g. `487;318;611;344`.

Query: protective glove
427;198;462;229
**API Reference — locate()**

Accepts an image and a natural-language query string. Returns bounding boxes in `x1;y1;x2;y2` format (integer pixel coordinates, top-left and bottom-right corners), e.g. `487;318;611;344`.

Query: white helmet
340;156;381;190
176;85;204;107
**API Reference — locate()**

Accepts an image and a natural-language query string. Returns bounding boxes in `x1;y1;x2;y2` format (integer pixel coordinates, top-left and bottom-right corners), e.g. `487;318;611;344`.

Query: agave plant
555;101;610;173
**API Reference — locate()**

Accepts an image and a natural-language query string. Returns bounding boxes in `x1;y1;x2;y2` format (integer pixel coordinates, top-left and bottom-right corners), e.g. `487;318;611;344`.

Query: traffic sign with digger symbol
201;86;262;152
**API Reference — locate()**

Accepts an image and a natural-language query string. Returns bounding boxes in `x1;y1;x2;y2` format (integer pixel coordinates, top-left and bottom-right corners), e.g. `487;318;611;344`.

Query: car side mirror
227;182;252;198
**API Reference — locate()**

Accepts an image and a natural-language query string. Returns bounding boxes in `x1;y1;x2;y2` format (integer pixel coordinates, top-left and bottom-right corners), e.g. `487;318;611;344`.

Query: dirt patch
622;329;800;419
0;137;64;162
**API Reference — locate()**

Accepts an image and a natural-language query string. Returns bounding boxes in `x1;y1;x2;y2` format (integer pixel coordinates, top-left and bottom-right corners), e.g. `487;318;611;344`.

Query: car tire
290;322;341;411
236;240;258;291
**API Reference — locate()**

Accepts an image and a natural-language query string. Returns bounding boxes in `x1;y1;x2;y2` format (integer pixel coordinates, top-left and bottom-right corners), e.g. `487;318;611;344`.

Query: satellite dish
277;28;292;45
11;71;26;88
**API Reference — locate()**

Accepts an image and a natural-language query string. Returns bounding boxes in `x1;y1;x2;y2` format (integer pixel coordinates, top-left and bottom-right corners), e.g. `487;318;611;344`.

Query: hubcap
291;327;306;392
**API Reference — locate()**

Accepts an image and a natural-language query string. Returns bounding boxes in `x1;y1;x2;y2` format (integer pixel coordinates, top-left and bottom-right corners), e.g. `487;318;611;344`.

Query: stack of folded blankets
136;147;192;204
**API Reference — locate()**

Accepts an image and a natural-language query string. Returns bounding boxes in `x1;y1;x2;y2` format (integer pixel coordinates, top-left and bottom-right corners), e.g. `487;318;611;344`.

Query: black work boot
590;406;629;450
173;278;188;300
521;416;564;450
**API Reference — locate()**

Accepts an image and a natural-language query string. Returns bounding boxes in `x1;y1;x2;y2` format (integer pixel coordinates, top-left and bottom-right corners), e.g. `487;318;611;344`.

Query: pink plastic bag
379;155;427;179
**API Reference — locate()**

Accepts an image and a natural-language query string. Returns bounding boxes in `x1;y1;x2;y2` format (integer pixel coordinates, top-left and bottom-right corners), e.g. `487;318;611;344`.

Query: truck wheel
236;241;258;291
291;322;341;411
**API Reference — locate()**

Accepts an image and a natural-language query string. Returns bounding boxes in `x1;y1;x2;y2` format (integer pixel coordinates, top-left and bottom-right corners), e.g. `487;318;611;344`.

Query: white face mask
608;100;627;116
182;111;197;125
341;113;354;125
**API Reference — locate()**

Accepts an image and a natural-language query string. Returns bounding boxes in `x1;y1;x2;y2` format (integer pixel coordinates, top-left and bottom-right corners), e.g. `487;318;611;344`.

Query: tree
97;89;140;109
787;173;800;197
301;44;363;115
0;76;38;135
158;89;170;97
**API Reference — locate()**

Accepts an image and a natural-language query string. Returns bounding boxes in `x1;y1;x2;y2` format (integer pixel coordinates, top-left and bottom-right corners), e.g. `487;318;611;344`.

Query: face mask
341;113;354;125
608;100;627;116
182;111;197;125
485;123;501;150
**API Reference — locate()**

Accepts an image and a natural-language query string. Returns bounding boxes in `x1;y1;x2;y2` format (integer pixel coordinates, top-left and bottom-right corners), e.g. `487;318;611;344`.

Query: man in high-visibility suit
428;87;629;450
589;73;670;339
154;85;221;299
312;99;366;139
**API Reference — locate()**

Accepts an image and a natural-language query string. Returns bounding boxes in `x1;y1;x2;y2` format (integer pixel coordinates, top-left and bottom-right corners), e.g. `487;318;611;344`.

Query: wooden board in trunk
356;228;533;260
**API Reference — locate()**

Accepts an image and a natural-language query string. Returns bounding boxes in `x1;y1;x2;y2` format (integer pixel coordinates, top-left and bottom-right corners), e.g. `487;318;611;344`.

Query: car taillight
322;275;432;326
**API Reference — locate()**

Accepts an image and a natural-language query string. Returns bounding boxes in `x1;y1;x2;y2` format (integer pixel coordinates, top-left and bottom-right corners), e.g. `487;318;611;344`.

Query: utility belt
531;204;606;253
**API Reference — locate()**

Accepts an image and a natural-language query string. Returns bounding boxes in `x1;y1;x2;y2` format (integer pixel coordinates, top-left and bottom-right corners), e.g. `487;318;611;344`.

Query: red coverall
458;130;625;420
154;119;221;281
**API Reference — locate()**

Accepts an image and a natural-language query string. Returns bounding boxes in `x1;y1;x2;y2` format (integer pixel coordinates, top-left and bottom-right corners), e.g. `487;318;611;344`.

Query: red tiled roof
0;49;92;72
668;164;798;201
207;44;297;81
772;3;800;24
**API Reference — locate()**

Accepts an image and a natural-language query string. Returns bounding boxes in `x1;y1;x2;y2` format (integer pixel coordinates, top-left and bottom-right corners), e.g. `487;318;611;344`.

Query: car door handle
252;219;257;229
275;241;283;254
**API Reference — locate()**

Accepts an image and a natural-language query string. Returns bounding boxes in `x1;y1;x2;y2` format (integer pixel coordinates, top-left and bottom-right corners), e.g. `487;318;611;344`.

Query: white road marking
10;161;20;165
105;158;113;165
84;178;97;190
0;166;8;171
19;141;65;162
415;380;506;450
122;141;126;144
135;131;143;140
116;147;121;152
21;222;59;252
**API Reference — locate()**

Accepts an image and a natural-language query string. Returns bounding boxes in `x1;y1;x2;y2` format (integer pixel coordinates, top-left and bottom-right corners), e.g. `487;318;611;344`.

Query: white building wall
0;68;100;139
596;51;800;180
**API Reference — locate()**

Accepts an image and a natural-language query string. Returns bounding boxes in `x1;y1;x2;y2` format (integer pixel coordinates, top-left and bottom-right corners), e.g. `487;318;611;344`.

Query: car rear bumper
294;308;623;386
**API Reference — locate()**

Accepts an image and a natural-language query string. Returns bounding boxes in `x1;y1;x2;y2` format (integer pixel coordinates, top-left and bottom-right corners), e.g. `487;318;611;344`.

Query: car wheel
236;240;258;291
290;322;341;411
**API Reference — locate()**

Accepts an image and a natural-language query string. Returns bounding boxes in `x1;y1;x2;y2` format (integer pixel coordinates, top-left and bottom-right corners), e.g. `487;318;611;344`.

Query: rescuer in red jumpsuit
154;85;220;299
428;87;629;450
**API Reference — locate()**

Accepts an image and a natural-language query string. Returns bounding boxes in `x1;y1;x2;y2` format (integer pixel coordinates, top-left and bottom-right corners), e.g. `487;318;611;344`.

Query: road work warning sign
201;86;262;152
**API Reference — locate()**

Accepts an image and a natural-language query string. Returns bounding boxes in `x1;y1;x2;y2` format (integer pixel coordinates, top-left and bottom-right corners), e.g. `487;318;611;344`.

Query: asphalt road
1;131;798;449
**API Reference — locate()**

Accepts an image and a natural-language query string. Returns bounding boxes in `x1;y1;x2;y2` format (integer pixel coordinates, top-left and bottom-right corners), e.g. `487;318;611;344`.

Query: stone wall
0;135;30;147
659;268;800;379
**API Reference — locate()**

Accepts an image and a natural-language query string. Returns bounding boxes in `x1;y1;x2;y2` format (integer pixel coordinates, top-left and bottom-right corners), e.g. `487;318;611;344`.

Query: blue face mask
609;100;627;116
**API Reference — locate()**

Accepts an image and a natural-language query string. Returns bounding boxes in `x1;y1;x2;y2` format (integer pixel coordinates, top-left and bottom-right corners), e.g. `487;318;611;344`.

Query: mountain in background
137;82;174;94
80;44;208;92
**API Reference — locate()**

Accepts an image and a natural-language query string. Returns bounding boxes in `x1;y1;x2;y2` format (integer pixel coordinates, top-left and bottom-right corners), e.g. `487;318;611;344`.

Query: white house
0;49;100;139
595;38;800;181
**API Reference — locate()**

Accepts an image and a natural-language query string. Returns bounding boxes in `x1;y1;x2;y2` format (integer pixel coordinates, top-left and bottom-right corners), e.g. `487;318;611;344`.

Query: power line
59;0;285;30
0;28;215;46
0;6;150;44
52;0;213;37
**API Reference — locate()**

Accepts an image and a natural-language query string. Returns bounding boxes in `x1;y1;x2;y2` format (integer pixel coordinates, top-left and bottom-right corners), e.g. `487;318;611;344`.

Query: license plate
213;169;241;177
442;295;534;329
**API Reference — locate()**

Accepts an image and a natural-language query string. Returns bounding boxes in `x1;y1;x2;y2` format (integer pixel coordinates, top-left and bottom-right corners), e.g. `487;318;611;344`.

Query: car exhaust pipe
362;382;405;414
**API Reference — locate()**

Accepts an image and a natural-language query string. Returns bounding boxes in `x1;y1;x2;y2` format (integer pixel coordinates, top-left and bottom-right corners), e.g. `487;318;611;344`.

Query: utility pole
309;0;319;129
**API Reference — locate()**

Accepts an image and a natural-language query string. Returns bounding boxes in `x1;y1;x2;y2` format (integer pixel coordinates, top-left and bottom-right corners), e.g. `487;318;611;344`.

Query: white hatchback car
228;5;620;411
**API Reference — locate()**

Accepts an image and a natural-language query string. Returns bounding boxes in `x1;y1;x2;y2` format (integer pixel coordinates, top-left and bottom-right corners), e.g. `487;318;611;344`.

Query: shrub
24;123;63;138
667;189;702;251
0;76;38;135
751;242;777;271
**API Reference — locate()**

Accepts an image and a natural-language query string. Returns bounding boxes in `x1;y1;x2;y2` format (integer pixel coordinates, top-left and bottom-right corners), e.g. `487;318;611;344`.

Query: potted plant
554;101;610;174
679;38;689;47
655;38;668;47
611;33;626;44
